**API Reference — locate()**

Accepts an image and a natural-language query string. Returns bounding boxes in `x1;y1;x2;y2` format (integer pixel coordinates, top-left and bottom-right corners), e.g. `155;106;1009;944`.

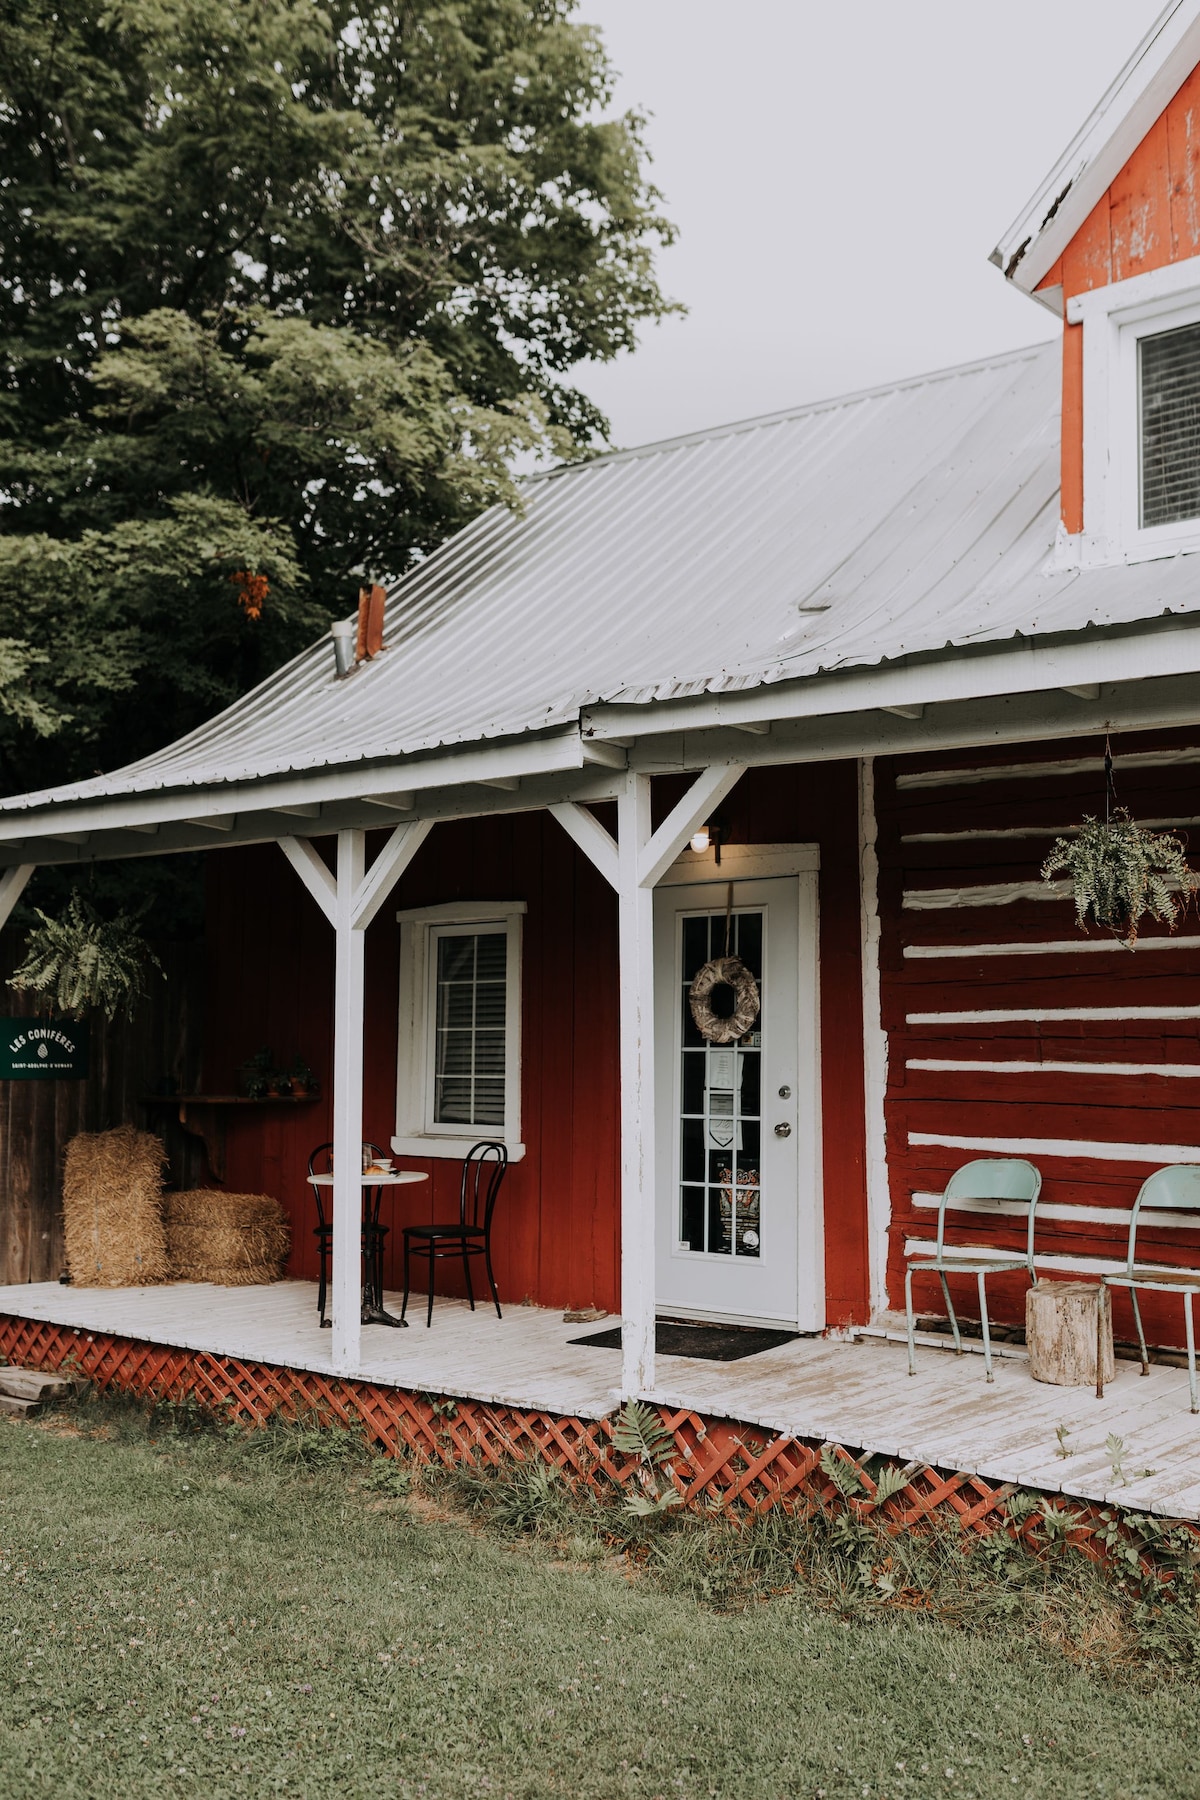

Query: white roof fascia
991;1;1200;296
0;725;623;845
583;611;1200;742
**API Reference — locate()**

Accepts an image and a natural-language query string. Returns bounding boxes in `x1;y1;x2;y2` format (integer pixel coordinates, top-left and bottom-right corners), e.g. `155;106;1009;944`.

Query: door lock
774;1121;792;1138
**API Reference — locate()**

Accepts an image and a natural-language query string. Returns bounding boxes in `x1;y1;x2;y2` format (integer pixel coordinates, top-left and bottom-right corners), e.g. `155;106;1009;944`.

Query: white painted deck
4;1278;1200;1520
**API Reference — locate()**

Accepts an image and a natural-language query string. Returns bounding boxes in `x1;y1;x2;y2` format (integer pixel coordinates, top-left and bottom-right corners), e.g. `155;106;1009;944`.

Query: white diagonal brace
549;802;619;891
636;763;745;890
0;864;35;931
279;836;337;926
351;820;434;930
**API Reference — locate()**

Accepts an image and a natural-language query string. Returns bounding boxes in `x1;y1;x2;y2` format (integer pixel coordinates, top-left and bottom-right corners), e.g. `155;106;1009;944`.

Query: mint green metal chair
905;1158;1042;1383
1102;1165;1200;1414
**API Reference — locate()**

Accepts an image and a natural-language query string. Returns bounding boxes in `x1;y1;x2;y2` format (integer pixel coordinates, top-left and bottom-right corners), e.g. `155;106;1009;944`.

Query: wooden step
0;1394;40;1418
0;1367;80;1403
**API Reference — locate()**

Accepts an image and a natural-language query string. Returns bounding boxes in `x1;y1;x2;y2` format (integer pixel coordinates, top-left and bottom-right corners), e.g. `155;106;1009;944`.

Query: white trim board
896;746;1200;790
907;1006;1200;1023
910;1190;1195;1231
908;1058;1200;1079
903;817;1200;844
904;1237;1127;1278
904;937;1200;958
859;760;891;1316
657;841;819;886
903;881;1070;911
1069;256;1200;564
909;1130;1200;1163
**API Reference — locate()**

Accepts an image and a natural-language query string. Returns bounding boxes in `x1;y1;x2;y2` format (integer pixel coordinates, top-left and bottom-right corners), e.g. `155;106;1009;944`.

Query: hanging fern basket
1041;808;1197;947
7;894;163;1022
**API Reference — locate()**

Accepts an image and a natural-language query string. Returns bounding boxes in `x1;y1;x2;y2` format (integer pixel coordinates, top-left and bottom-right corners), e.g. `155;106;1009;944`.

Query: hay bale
164;1189;290;1286
62;1125;170;1288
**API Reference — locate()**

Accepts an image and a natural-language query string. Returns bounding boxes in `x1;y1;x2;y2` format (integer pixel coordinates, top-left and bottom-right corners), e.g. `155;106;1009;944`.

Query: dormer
993;2;1200;566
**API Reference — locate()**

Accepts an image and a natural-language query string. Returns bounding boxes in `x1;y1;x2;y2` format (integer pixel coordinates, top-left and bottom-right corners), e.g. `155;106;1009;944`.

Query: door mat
567;1320;801;1362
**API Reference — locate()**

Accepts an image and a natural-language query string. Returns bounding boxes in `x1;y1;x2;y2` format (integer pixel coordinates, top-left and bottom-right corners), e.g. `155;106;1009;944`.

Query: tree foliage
0;0;675;797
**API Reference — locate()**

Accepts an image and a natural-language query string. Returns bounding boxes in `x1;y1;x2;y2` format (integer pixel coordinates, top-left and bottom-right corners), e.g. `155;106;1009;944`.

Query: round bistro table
308;1169;428;1327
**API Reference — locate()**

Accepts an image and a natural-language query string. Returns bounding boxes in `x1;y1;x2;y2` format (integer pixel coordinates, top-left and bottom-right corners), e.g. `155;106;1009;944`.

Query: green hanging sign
0;1017;89;1080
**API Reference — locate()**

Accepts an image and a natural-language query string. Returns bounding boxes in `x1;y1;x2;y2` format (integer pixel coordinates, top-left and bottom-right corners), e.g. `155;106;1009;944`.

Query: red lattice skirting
0;1312;1183;1560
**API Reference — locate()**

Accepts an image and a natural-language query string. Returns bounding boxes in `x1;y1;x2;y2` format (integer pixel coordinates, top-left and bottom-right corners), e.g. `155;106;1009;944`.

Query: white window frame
1070;251;1200;565
392;900;526;1162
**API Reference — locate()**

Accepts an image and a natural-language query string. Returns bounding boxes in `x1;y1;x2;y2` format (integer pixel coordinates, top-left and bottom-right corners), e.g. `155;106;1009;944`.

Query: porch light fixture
331;620;355;678
690;819;723;864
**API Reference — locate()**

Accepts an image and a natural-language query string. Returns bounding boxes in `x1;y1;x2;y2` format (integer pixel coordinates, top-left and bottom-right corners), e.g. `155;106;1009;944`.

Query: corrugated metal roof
6;335;1200;816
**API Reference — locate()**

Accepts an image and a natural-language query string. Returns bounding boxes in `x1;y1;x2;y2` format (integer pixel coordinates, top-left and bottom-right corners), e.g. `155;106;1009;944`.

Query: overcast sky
572;0;1166;449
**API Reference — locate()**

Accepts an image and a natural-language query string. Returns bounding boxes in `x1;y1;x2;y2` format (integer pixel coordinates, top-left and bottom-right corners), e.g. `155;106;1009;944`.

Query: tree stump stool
1026;1280;1114;1390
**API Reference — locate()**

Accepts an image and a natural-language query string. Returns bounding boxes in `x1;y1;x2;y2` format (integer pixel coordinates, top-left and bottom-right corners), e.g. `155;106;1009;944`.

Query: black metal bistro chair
307;1141;389;1328
401;1141;509;1328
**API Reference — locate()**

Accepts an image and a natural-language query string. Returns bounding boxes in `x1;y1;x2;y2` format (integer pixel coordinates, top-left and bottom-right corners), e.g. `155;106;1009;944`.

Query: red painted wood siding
201;762;871;1324
204;813;621;1315
1038;65;1200;532
877;727;1200;1345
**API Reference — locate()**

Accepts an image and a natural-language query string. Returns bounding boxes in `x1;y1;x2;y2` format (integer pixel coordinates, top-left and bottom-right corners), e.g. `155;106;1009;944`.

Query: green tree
0;0;676;798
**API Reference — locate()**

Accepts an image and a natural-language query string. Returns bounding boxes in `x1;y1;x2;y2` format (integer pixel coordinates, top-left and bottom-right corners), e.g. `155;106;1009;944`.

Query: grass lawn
1;1402;1199;1800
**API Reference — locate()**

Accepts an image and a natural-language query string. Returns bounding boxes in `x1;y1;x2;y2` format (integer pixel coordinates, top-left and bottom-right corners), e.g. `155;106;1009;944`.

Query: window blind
432;931;506;1127
1140;319;1200;528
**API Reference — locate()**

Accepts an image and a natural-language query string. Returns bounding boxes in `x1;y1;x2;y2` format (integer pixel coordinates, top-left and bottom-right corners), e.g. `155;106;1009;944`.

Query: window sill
391;1134;526;1163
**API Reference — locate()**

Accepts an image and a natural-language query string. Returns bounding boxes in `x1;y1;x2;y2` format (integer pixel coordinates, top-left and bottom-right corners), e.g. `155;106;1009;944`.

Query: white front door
653;873;823;1330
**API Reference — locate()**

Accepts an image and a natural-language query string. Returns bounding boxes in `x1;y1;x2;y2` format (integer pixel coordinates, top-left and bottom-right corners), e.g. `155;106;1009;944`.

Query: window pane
432;932;507;1128
1140;321;1200;527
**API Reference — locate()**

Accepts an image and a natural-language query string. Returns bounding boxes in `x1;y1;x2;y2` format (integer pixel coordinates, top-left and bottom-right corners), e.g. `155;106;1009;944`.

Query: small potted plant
237;1046;274;1100
1042;808;1196;945
289;1057;316;1098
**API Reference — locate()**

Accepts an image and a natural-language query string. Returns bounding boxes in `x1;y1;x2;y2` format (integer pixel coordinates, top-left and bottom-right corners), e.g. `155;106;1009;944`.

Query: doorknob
774;1121;792;1138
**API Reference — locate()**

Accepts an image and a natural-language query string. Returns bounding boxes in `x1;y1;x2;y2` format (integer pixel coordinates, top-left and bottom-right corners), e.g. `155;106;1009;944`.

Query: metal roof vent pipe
330;619;356;678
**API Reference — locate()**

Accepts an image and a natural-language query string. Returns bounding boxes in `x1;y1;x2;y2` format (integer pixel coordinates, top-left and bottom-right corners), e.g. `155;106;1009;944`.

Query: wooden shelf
142;1092;321;1180
144;1093;320;1107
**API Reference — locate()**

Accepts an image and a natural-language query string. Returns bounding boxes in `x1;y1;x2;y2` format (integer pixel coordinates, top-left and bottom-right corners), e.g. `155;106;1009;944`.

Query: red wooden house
6;2;1200;1520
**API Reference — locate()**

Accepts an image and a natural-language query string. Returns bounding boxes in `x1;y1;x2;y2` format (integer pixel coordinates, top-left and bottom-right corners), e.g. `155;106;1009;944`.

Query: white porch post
554;764;746;1401
616;775;656;1397
331;829;367;1375
279;822;433;1375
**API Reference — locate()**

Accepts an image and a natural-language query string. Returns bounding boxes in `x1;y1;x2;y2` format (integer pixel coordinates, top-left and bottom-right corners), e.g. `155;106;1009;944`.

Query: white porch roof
6;335;1200;856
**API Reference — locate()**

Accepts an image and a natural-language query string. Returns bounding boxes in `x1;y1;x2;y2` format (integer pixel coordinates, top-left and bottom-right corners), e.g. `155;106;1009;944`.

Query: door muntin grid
678;908;763;1259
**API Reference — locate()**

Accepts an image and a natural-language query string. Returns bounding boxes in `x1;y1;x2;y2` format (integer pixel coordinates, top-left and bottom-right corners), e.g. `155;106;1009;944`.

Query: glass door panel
678;908;763;1259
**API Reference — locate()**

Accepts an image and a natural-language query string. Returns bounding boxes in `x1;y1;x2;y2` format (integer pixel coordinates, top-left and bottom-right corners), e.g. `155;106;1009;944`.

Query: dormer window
1068;253;1200;565
1139;319;1200;528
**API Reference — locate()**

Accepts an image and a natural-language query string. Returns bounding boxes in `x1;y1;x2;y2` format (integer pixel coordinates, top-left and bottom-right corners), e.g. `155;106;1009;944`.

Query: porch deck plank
5;1280;1200;1518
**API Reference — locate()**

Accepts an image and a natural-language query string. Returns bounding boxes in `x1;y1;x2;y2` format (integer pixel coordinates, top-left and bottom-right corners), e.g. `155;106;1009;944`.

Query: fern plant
611;1400;682;1518
8;893;162;1022
1041;809;1196;945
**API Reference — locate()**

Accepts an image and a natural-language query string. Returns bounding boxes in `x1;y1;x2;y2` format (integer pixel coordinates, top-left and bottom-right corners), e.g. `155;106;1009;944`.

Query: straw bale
163;1189;290;1286
62;1126;170;1288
